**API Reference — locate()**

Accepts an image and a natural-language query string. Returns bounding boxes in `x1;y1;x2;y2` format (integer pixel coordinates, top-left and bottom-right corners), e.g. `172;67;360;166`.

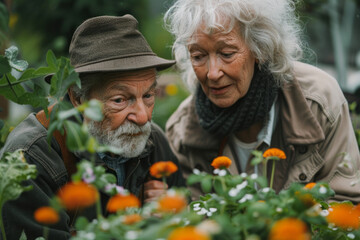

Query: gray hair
70;73;102;102
164;0;304;92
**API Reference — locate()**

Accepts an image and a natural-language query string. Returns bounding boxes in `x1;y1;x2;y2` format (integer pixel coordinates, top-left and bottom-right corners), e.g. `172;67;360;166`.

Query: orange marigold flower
168;226;210;240
327;203;360;230
269;218;311;240
211;156;232;169
149;161;178;178
263;148;286;159
297;193;317;207
123;214;142;225
106;193;140;213
158;194;187;213
57;181;98;210
34;206;59;225
304;182;316;189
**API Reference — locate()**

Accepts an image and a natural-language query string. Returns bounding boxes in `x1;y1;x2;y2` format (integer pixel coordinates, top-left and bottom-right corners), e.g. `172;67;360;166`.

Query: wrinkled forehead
187;18;239;45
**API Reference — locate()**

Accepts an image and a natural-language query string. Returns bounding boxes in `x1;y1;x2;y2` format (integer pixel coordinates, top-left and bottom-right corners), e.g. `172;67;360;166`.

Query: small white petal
218;169;227;176
193;169;201;175
320;210;329;217
236;181;248;191
209;208;218;212
229;188;239;197
240;173;247;178
347;233;355;239
250;173;258;179
197;208;208;215
193;203;200;208
319;186;327;194
276;208;282;212
213;169;220;174
262;187;270;193
206;212;213;217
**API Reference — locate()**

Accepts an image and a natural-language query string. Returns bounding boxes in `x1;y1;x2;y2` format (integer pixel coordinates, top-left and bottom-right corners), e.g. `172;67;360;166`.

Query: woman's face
188;25;256;108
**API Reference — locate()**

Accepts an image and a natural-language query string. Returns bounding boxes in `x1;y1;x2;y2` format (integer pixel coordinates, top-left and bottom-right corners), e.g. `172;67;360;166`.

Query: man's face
86;68;157;158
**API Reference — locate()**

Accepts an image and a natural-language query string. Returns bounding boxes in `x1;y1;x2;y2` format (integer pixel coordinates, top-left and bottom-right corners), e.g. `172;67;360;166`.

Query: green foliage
0;150;37;240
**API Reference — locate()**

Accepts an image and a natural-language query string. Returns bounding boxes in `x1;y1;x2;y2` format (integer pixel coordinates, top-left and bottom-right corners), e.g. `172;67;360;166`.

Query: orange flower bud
263;148;286;159
34;206;59;225
168;226;210;240
149;161;178;178
211;156;232;169
304;182;316;189
269;217;311;240
158;194;187;213
123;214;142;225
106;193;140;213
57;181;98;210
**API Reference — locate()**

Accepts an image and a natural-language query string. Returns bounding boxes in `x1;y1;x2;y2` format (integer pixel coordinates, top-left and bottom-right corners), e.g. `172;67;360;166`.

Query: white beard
88;120;152;158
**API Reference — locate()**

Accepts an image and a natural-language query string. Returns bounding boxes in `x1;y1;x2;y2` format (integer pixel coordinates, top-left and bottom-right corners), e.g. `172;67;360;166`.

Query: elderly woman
164;0;360;202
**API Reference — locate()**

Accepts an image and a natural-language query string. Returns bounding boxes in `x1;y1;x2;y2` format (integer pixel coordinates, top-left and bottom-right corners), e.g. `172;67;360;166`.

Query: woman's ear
67;88;82;107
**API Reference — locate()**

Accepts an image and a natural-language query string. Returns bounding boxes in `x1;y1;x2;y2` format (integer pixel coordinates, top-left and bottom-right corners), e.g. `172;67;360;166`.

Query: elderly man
0;15;185;239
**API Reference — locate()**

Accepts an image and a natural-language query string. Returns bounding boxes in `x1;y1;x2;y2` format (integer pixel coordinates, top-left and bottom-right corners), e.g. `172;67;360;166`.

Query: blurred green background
0;0;359;130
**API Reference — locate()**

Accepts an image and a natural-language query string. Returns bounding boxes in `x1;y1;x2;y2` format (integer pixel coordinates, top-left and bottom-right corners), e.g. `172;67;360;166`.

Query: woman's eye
191;54;204;61
221;52;234;58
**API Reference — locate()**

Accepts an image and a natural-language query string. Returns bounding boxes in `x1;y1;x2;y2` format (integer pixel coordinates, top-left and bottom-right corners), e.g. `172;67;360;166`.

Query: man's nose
127;100;149;126
207;56;224;81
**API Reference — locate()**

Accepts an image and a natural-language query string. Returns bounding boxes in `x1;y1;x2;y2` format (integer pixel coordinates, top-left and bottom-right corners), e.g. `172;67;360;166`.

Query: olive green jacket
166;61;360;202
0;115;185;240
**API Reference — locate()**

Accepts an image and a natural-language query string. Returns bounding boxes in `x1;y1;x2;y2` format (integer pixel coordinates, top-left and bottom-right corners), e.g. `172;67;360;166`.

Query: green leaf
0;55;11;74
75;216;89;230
213;178;226;196
83;99;103;121
5;46;28;72
187;174;204;185
200;177;212;193
0;150;38;214
64;120;88;152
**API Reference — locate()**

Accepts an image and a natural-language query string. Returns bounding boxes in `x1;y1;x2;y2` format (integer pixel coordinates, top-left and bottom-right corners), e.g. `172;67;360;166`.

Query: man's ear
67;88;82;107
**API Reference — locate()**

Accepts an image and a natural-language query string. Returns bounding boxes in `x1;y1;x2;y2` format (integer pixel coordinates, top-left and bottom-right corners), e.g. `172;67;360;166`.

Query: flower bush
1;46;360;240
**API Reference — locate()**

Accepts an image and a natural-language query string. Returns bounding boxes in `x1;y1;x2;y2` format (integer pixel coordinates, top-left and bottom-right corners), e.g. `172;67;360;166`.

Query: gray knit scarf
195;65;278;137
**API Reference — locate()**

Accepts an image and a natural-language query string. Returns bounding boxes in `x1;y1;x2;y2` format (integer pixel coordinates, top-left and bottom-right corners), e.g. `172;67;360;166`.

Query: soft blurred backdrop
0;0;359;130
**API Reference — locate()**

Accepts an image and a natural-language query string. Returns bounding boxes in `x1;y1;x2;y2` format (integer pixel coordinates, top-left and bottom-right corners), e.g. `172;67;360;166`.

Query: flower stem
43;226;49;240
262;159;267;179
0;207;6;240
270;160;276;189
96;191;103;218
162;176;167;192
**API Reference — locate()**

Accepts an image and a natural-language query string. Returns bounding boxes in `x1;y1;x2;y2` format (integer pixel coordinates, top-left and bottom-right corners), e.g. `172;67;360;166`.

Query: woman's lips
210;85;231;95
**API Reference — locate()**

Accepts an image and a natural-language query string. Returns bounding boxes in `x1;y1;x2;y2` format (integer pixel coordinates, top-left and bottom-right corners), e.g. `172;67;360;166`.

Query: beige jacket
166;61;360;203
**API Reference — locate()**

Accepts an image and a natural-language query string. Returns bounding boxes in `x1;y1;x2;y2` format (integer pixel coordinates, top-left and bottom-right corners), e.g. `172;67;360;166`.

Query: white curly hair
164;0;305;92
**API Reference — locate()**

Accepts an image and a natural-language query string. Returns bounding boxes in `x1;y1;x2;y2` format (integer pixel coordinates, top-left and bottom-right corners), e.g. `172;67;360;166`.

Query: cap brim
45;55;176;83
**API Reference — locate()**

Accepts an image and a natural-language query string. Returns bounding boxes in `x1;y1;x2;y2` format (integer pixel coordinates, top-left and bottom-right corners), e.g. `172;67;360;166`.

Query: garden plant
1;45;360;240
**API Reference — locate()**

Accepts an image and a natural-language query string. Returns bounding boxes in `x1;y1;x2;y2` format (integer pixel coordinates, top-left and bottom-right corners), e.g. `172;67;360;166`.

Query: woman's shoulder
291;61;347;125
165;95;196;131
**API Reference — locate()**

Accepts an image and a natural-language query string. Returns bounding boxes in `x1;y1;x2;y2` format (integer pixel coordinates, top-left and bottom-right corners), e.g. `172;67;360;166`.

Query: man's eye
144;93;154;99
114;98;124;103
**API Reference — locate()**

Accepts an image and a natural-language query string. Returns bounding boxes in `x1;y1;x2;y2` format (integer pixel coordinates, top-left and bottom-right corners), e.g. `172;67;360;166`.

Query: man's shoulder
1;113;68;185
1;113;48;155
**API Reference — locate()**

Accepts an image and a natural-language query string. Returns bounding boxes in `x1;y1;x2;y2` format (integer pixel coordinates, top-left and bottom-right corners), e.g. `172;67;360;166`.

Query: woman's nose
207;56;224;81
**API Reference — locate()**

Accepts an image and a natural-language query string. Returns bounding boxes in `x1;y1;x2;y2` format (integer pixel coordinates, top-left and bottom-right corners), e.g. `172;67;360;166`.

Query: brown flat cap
46;14;175;82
